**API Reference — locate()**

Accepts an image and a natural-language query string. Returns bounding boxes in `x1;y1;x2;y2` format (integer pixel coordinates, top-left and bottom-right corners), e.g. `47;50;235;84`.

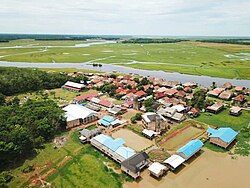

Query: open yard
1;40;250;79
112;129;153;151
159;125;204;150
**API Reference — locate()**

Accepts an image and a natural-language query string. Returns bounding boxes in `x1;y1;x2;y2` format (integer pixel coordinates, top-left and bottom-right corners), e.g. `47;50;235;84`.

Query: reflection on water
0;61;249;87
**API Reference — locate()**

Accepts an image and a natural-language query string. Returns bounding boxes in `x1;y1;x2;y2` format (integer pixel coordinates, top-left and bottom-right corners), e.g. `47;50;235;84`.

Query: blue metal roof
115;146;136;159
103;138;125;151
98;119;111;127
93;134;111;144
207;127;238;143
102;115;116;123
177;140;204;158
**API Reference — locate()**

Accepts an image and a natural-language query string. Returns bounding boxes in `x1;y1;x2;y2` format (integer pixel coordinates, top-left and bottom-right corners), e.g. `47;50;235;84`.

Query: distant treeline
196;39;250;45
0;67;82;96
0;34;123;42
121;38;188;44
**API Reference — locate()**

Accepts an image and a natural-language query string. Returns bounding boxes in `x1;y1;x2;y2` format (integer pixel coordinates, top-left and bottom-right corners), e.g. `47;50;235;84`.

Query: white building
63;104;98;129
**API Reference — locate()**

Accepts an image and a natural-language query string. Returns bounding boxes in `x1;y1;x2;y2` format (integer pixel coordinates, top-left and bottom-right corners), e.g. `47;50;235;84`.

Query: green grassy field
7;131;129;187
0;40;250;79
6;88;98;106
196;109;250;131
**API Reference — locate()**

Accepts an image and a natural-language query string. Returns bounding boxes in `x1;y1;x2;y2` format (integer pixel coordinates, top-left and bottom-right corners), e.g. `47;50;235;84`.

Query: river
0;61;249;87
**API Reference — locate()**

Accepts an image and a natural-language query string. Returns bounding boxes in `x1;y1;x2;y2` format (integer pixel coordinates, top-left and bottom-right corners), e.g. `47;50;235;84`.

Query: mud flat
123;148;250;188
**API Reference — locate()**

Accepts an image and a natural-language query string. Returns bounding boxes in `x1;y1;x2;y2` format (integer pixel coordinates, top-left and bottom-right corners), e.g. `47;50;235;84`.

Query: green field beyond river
0;40;250;79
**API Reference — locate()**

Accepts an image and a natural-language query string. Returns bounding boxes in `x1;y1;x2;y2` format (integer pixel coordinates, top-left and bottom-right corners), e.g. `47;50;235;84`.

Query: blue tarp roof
103;138;125;151
102;115;116;123
116;146;136;159
207;127;238;143
98;119;111;127
177;140;204;158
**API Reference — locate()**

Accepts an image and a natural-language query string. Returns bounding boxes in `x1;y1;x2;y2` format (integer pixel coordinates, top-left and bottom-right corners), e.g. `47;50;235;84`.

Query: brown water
123;149;250;188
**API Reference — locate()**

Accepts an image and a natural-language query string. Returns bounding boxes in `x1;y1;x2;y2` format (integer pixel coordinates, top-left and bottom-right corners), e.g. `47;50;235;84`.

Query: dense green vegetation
196;38;250;45
122;38;187;43
0;99;66;169
0;67;81;96
0;34;121;42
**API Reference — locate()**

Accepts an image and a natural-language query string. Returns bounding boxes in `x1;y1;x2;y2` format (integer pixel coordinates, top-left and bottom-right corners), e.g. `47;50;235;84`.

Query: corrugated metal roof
102;115;116;122
207;127;238;143
115;146;136;159
163;154;185;169
98;119;111;127
177;140;203;158
103;138;125;151
93;134;111;144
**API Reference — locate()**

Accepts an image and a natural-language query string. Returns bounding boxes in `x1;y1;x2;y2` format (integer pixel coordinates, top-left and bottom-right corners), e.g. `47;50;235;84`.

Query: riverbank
123;148;250;188
0;61;249;87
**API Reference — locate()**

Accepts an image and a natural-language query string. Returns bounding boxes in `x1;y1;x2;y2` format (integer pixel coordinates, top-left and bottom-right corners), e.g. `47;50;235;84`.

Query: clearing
112;128;153;151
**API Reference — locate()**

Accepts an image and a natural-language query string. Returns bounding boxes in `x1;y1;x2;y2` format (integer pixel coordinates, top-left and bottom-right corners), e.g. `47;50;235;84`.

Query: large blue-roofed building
90;134;136;163
177;140;204;160
207;127;238;148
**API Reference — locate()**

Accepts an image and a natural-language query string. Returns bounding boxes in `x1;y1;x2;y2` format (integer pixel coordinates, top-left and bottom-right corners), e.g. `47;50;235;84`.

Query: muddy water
123;149;250;188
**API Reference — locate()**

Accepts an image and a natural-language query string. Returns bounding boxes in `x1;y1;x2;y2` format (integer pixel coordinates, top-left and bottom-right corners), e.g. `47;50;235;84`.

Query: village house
148;162;168;178
207;127;238;148
165;88;178;97
184;86;193;93
141;112;167;132
63;104;98;129
233;94;246;104
218;91;232;100
121;152;149;179
74;91;99;103
176;140;204;160
207;88;225;97
98;115;122;127
206;102;224;114
235;86;244;92
188;108;199;117
220;82;233;90
142;129;158;139
79;128;102;143
229;106;242;116
183;82;197;88
62;81;85;92
135;90;147;98
157;106;185;122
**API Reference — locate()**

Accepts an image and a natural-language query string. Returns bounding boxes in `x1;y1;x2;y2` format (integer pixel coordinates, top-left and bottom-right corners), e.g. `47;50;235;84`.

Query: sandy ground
123;149;250;188
112;129;153;151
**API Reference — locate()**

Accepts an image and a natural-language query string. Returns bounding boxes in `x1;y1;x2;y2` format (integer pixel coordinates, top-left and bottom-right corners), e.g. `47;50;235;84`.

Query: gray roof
80;128;102;138
121;152;149;173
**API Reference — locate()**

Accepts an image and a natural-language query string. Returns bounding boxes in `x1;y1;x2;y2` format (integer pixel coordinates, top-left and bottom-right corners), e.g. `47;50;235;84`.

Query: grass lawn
8;131;130;187
47;145;130;188
6;88;97;106
1;40;249;79
195;109;250;131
